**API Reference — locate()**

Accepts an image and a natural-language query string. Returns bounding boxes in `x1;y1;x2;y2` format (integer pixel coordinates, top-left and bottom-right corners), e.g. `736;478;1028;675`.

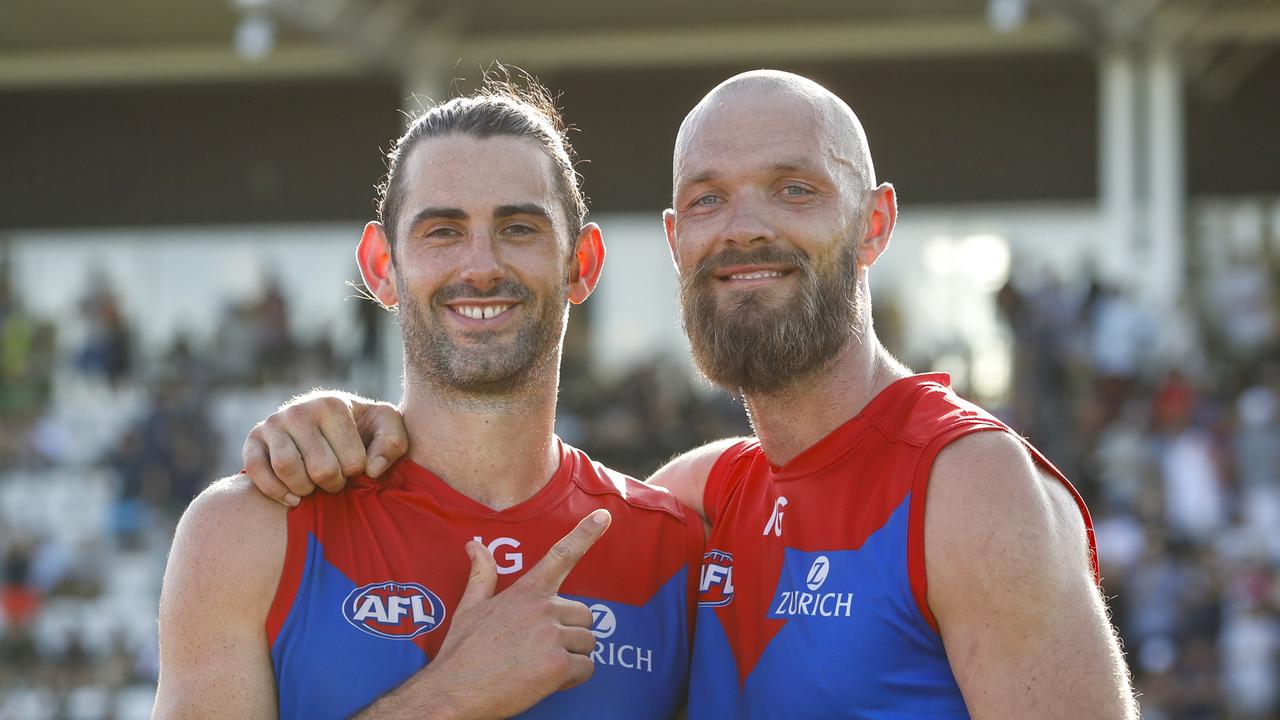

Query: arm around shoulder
154;475;289;719
646;437;751;526
923;431;1136;720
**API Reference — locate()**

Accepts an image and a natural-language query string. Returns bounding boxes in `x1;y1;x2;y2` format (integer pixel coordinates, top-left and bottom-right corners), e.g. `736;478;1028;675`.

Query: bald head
674;70;876;199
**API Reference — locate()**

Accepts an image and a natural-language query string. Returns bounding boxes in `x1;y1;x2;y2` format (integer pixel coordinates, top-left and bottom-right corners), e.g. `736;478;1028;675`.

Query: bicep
925;434;1134;719
155;479;286;719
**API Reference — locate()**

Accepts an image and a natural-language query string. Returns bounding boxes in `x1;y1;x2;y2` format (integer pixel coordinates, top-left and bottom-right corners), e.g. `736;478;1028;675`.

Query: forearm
352;664;476;720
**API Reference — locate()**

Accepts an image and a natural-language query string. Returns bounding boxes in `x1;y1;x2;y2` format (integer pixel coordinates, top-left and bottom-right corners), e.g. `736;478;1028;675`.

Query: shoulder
573;449;695;525
165;474;288;613
925;430;1093;614
646;437;755;524
928;430;1085;541
156;476;287;717
178;474;288;548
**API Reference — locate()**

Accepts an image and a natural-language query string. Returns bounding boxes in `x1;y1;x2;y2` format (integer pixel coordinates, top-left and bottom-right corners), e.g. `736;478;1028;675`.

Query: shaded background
2;1;1279;717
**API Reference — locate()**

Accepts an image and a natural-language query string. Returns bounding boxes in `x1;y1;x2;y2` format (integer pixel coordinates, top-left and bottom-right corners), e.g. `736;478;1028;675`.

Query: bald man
243;70;1136;718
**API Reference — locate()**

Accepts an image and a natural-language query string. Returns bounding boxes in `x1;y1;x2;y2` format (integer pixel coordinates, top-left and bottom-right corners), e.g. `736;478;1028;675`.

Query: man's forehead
676;103;841;183
403;135;557;203
674;78;871;191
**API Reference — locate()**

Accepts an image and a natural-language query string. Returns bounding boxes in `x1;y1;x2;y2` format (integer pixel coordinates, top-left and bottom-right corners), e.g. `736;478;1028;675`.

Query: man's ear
568;222;606;305
662;209;681;275
856;183;897;268
357;221;399;308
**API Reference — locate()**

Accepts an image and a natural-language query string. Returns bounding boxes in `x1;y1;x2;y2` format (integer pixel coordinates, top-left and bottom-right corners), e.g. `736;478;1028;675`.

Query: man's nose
458;233;505;291
722;198;777;247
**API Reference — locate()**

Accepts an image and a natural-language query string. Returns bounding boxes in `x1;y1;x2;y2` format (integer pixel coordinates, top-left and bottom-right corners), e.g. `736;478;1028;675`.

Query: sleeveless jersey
689;373;1097;719
267;439;703;720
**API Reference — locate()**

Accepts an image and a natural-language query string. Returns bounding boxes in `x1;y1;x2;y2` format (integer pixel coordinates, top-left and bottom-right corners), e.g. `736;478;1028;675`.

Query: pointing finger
521;509;611;593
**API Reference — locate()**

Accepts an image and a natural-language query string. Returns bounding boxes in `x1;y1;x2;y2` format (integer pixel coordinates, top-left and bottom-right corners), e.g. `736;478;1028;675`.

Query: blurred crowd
0;237;1277;718
996;248;1280;720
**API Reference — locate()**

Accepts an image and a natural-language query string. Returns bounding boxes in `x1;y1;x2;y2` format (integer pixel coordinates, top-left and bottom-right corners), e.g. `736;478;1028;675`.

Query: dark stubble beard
680;240;862;396
398;277;568;395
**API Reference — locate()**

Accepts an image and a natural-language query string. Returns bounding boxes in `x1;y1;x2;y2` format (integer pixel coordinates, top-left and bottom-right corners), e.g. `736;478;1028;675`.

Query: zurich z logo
698;549;735;607
343;581;446;639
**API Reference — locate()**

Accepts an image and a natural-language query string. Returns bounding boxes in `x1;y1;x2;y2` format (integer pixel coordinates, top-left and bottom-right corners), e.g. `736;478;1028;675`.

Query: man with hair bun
155;76;703;720
241;70;1138;717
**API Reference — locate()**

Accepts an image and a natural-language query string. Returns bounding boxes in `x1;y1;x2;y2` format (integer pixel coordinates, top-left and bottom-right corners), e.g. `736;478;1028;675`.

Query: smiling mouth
715;267;794;282
448;304;514;320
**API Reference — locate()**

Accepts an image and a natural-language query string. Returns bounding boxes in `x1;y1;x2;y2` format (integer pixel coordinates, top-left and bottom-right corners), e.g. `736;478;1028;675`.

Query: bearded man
242;70;1136;718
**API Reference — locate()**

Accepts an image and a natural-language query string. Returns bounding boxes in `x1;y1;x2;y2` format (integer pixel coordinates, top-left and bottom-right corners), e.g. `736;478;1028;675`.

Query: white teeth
729;271;783;280
454;304;511;320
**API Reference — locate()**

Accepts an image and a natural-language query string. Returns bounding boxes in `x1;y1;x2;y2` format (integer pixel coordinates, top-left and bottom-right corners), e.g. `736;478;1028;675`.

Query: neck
742;326;910;467
399;361;561;511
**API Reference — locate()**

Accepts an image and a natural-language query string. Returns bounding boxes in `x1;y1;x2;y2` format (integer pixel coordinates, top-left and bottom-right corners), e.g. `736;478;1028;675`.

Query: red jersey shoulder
871;374;1002;446
702;439;761;526
567;445;694;526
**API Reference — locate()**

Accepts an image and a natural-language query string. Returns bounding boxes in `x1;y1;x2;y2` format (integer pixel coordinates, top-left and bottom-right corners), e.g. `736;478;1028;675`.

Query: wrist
407;662;482;720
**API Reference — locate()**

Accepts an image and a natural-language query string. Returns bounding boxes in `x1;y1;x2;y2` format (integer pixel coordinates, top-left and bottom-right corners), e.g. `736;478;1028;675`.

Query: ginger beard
397;276;568;395
680;239;862;396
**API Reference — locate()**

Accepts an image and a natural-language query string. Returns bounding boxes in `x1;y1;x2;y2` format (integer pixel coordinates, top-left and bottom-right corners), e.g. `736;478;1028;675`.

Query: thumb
456;541;497;613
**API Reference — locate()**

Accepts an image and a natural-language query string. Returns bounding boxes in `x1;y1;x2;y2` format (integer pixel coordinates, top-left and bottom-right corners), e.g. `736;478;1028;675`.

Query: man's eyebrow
494;203;553;222
677;161;826;192
676;170;718;192
407;206;468;226
769;160;824;175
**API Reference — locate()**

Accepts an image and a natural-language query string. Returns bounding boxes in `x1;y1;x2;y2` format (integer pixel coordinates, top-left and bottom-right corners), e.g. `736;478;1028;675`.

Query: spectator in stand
252;274;294;384
75;271;133;386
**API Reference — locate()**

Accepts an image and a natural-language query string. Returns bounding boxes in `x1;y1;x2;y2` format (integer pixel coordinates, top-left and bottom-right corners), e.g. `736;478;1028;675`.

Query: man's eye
503;224;537;235
693;195;721;207
426;227;461;238
782;185;812;197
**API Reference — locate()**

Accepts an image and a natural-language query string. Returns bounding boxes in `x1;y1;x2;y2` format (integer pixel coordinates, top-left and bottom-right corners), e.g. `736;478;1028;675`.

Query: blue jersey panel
274;537;689;719
537;567;691;719
271;535;429;720
691;496;970;719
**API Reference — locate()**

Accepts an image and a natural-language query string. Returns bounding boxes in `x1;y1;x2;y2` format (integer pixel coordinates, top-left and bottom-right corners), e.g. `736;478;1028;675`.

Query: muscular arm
925;431;1136;719
155;476;286;719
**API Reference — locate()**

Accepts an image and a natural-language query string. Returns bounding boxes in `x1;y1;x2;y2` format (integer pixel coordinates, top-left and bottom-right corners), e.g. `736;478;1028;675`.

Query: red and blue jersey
689;374;1097;718
267;439;703;720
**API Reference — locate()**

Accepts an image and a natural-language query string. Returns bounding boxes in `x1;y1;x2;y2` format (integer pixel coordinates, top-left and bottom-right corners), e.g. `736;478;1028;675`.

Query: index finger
520;509;611;593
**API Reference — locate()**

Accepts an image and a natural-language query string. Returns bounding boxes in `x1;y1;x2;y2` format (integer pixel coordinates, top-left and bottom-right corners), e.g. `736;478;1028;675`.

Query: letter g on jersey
473;535;524;575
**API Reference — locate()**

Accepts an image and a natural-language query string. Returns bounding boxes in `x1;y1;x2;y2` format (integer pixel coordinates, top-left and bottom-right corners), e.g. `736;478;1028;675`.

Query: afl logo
589;603;617;639
343;581;446;639
806;556;830;592
698;549;735;607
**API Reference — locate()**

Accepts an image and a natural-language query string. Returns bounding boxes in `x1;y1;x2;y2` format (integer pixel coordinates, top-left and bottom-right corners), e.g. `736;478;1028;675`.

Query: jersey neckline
388;436;579;522
767;372;951;481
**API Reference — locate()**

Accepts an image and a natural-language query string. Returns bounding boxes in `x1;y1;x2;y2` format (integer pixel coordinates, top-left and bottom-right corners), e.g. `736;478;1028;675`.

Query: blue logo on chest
342;581;447;639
